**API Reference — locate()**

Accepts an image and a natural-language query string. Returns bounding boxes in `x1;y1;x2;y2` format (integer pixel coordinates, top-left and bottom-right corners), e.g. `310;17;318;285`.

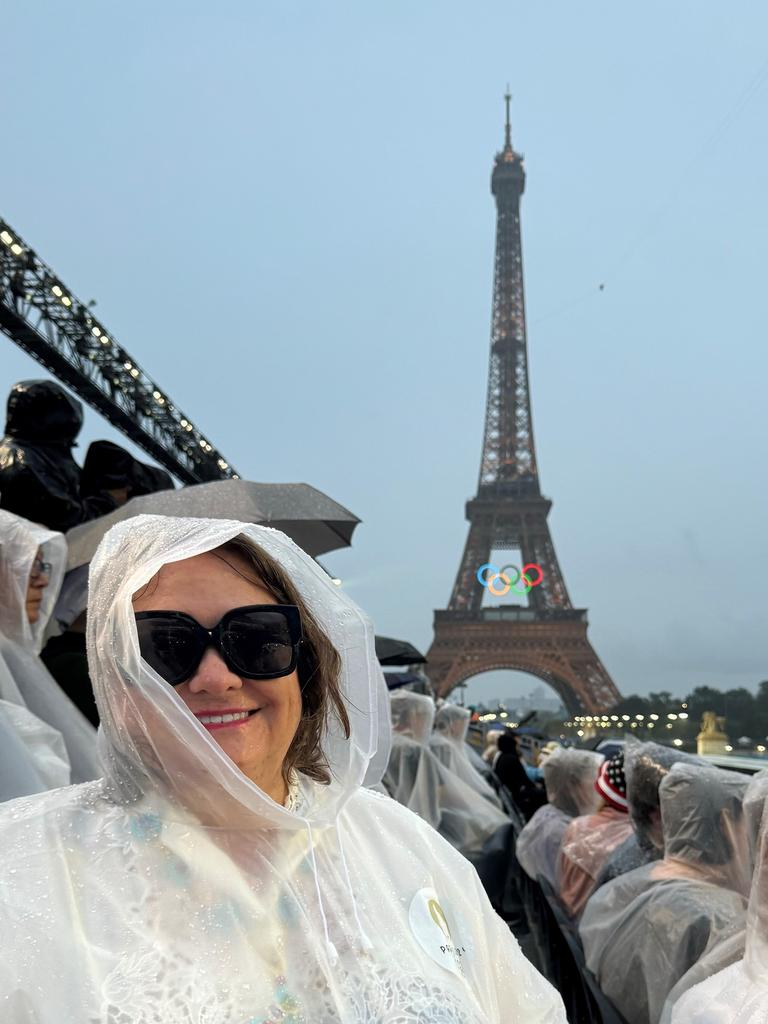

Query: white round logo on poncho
408;888;467;978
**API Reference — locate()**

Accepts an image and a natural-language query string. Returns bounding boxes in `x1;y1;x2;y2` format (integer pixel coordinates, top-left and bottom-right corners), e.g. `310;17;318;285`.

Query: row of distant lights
564;706;767;754
567;711;690;725
478;712;519;726
2;229;235;477
564;709;690;736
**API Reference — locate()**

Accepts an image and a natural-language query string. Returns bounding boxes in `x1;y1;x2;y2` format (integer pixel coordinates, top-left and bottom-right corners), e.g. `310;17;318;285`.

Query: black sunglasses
134;604;303;687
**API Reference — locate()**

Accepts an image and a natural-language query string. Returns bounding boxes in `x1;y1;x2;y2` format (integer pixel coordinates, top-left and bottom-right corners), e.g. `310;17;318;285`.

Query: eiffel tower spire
478;93;538;494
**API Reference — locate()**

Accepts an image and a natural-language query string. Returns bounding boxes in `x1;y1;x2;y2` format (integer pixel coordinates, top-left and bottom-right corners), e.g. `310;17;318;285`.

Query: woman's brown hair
216;537;350;786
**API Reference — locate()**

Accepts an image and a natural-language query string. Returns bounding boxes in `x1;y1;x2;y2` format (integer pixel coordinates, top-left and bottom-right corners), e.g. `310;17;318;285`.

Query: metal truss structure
426;98;621;714
0;218;239;484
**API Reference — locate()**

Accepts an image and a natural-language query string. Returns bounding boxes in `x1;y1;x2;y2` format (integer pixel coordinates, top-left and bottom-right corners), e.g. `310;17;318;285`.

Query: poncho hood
0;509;66;652
542;746;603;818
87;514;390;830
4;379;83;445
434;703;470;742
658;762;750;895
390;689;435;744
624;738;707;852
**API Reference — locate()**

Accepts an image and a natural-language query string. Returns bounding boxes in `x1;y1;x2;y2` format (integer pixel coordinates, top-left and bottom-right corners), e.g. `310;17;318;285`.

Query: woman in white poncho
516;746;603;889
429;703;502;807
0;509;101;792
0;515;565;1024
384;688;510;862
667;770;768;1024
579;762;750;1024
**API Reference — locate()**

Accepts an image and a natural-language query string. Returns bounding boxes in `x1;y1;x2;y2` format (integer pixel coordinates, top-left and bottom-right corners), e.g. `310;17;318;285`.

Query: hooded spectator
0;509;101;782
81;440;174;500
557;750;633;917
429;703;502;807
0;381;128;533
383;690;509;861
594;739;708;892
516;747;603;888
482;728;505;764
666;770;768;1024
580;763;750;1024
491;730;548;822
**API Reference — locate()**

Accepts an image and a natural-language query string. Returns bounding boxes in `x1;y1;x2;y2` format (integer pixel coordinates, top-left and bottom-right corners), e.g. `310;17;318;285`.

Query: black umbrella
383;672;422;691
65;480;360;569
375;635;427;667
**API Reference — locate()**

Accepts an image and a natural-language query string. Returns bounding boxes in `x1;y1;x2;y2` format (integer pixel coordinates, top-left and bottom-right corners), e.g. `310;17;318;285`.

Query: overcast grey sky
3;2;767;705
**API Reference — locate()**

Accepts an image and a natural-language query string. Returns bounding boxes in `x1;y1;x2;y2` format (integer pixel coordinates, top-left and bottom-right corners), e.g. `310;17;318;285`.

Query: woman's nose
187;648;243;694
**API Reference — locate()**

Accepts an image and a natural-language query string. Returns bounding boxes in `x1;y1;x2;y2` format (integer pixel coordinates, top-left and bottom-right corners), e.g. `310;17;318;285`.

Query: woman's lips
194;709;260;731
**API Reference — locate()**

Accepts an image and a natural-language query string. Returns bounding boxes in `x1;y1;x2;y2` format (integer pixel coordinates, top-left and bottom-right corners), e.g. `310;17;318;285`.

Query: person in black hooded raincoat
0;380;124;533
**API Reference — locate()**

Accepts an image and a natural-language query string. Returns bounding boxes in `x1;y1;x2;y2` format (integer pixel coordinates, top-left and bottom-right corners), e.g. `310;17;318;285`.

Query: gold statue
697;710;729;755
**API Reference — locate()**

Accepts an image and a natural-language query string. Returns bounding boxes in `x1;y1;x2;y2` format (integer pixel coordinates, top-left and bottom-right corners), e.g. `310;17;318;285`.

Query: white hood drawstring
334;822;375;952
302;817;339;966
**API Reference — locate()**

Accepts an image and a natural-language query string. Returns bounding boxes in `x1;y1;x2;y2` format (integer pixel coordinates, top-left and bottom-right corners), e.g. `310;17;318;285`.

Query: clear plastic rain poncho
579;762;750;1024
516;746;603;887
466;739;494;780
0;515;565;1024
384;690;510;861
557;759;633;918
0;509;100;786
0;658;70;799
429;703;502;807
624;739;706;853
667;770;768;1024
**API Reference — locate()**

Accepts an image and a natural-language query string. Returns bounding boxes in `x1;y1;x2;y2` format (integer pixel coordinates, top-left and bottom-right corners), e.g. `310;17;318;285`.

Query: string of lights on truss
0;218;239;485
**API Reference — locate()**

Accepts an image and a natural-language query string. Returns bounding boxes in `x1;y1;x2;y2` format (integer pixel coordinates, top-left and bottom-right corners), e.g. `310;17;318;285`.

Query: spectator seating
537;875;628;1024
493;781;628;1024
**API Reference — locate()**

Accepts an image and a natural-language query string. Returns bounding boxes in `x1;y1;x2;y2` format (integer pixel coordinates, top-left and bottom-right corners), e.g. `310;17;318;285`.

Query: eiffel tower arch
427;96;621;715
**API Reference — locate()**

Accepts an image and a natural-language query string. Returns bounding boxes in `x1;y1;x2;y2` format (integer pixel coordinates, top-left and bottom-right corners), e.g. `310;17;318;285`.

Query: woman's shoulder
0;778;104;823
0;780;116;873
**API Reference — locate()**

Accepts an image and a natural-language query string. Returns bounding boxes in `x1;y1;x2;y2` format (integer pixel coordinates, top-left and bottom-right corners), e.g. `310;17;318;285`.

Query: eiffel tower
426;96;621;714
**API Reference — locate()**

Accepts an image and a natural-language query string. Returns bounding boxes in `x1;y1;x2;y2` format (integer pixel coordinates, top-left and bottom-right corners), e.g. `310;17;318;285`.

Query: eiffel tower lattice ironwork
426;96;621;714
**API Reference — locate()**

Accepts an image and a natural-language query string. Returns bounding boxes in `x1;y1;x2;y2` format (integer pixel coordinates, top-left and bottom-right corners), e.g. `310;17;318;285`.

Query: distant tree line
613;682;768;745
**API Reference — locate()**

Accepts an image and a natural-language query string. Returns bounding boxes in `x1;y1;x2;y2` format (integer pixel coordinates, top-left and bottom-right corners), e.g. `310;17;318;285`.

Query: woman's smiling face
132;548;302;806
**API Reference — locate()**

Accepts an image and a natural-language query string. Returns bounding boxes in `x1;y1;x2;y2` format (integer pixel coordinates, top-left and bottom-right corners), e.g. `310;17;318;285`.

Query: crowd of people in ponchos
490;727;766;1024
382;686;768;1024
0;380;563;1023
0;377;763;1023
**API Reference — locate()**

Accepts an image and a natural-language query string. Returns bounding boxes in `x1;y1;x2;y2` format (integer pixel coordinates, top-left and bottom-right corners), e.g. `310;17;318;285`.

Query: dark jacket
81;440;174;498
493;734;548;822
0;381;117;532
40;631;99;727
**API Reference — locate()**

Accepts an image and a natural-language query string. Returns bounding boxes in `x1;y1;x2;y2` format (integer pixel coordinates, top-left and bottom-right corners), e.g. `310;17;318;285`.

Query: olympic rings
476;562;544;597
